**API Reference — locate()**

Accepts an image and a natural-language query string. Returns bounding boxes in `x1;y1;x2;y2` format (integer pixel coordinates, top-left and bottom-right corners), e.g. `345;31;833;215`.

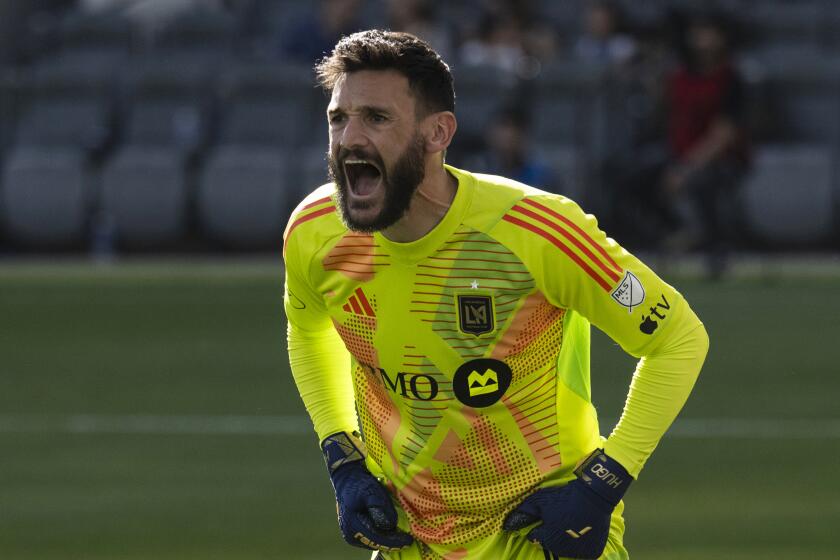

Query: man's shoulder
283;183;346;255
458;168;582;230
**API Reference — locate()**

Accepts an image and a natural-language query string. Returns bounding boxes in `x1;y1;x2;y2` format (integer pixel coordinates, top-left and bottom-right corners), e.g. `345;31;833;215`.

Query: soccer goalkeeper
284;30;708;560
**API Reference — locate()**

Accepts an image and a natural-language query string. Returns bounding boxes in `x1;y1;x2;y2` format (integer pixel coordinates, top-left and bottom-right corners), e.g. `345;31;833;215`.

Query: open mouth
343;158;383;197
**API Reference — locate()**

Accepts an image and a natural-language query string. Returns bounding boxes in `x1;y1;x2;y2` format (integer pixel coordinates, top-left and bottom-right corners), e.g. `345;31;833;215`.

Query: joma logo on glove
589;463;625;489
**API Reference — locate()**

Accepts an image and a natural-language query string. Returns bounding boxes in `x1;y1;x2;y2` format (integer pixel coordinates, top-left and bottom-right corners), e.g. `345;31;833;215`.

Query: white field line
1;414;840;439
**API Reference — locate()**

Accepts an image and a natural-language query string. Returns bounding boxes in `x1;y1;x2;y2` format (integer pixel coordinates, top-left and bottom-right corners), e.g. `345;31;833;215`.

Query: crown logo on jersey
468;369;499;397
453;358;512;408
342;287;375;317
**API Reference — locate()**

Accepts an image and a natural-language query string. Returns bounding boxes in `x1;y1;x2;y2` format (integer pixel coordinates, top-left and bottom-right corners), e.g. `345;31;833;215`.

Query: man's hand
322;431;414;552
503;450;632;560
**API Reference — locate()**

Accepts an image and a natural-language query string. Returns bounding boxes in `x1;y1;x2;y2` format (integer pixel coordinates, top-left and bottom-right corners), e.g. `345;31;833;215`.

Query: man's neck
381;163;457;243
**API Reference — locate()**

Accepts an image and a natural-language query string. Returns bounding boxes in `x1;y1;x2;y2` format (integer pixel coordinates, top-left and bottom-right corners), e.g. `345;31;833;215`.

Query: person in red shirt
604;12;749;274
663;12;749;259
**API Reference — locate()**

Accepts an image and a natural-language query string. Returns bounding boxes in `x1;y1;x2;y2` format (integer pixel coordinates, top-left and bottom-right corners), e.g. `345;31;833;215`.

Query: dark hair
315;29;455;116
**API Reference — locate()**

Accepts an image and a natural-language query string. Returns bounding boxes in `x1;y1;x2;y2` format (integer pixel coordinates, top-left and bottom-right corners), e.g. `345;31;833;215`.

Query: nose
338;115;369;151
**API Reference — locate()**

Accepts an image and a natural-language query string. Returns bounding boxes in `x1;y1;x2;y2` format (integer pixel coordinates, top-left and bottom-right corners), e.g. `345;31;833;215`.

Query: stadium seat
217;63;315;147
0;69;16;152
750;50;840;144
152;8;237;68
0;147;89;246
532;60;605;150
742;145;835;245
14;64;113;154
121;61;215;157
746;1;828;51
100;147;187;246
39;10;134;73
197;146;290;248
299;147;331;195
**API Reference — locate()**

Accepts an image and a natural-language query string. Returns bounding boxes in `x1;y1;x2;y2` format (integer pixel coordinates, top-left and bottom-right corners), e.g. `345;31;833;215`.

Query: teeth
345;159;369;165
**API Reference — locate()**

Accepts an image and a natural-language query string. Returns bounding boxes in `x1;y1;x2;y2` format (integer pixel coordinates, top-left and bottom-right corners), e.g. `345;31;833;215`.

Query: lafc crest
456;294;494;336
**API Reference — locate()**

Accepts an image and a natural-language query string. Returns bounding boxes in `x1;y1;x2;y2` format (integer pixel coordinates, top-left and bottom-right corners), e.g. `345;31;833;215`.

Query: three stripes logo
342;287;375;317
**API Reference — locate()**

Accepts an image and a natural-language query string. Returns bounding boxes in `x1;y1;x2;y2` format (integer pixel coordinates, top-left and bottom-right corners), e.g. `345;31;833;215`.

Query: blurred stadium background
1;0;839;559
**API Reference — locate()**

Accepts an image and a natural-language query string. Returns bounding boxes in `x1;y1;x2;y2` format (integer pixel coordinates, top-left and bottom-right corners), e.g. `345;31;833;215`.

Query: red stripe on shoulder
511;204;620;283
502;214;612;291
522;198;622;274
283;205;336;252
303;195;333;210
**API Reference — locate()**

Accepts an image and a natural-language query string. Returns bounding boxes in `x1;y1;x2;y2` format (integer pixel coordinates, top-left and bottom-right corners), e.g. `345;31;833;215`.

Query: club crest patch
456;294;495;336
611;271;645;312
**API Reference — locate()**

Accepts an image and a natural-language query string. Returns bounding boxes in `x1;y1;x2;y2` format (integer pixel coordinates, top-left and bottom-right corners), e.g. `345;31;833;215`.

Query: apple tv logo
639;315;658;334
639;294;671;335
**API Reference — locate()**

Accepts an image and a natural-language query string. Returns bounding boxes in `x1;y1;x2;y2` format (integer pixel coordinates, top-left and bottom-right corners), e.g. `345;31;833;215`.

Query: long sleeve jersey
284;165;708;557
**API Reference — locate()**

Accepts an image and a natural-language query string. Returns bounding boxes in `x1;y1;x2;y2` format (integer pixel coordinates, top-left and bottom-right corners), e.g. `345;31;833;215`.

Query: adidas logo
342;287;375;317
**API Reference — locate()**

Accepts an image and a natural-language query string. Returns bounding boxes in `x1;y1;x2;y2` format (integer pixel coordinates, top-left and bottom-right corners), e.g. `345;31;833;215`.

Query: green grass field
1;262;838;559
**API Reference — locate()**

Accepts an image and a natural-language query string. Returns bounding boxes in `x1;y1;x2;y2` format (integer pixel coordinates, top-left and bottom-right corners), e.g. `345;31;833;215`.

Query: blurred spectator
606;12;749;264
386;0;454;63
469;108;555;190
574;0;636;66
661;13;750;257
459;1;557;73
459;11;528;73
279;0;362;64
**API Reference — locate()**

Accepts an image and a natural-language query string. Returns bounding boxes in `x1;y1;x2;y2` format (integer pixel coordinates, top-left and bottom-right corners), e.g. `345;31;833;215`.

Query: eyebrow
327;104;393;117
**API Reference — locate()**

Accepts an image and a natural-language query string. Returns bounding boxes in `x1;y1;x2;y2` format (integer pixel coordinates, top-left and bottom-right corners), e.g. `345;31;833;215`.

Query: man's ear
424;111;457;155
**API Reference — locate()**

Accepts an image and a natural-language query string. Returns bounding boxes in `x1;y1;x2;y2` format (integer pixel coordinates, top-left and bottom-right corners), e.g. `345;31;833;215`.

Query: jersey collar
374;164;475;263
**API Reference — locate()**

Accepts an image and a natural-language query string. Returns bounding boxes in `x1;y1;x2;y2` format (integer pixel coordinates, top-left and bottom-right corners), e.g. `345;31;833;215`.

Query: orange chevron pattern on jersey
324;232;391;281
323;225;575;549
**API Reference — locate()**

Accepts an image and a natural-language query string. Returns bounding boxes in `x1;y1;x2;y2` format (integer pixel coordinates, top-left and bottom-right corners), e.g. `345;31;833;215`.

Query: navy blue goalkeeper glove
503;449;633;560
321;431;414;552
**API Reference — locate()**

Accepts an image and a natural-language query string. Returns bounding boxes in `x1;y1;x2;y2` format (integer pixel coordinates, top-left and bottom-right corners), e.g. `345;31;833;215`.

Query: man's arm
287;320;356;441
605;299;709;477
283;216;357;439
500;194;708;558
283;226;413;552
497;194;710;472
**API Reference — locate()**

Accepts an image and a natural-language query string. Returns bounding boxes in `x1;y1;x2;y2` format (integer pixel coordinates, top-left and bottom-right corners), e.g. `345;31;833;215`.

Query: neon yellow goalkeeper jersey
284;165;703;556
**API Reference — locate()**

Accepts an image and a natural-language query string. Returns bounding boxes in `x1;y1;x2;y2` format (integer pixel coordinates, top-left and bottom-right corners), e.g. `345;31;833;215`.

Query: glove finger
367;506;396;531
502;491;546;531
502;509;540;531
353;512;414;550
361;486;400;532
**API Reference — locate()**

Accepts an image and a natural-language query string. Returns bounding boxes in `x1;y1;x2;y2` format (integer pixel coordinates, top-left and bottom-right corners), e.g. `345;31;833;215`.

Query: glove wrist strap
321;430;367;475
574;449;633;507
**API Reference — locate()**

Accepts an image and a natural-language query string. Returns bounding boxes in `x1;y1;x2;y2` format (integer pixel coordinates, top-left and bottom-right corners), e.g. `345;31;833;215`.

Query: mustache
333;147;383;167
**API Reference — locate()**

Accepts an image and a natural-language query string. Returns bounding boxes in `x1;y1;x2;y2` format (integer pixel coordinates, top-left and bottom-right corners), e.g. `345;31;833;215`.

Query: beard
328;133;427;233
